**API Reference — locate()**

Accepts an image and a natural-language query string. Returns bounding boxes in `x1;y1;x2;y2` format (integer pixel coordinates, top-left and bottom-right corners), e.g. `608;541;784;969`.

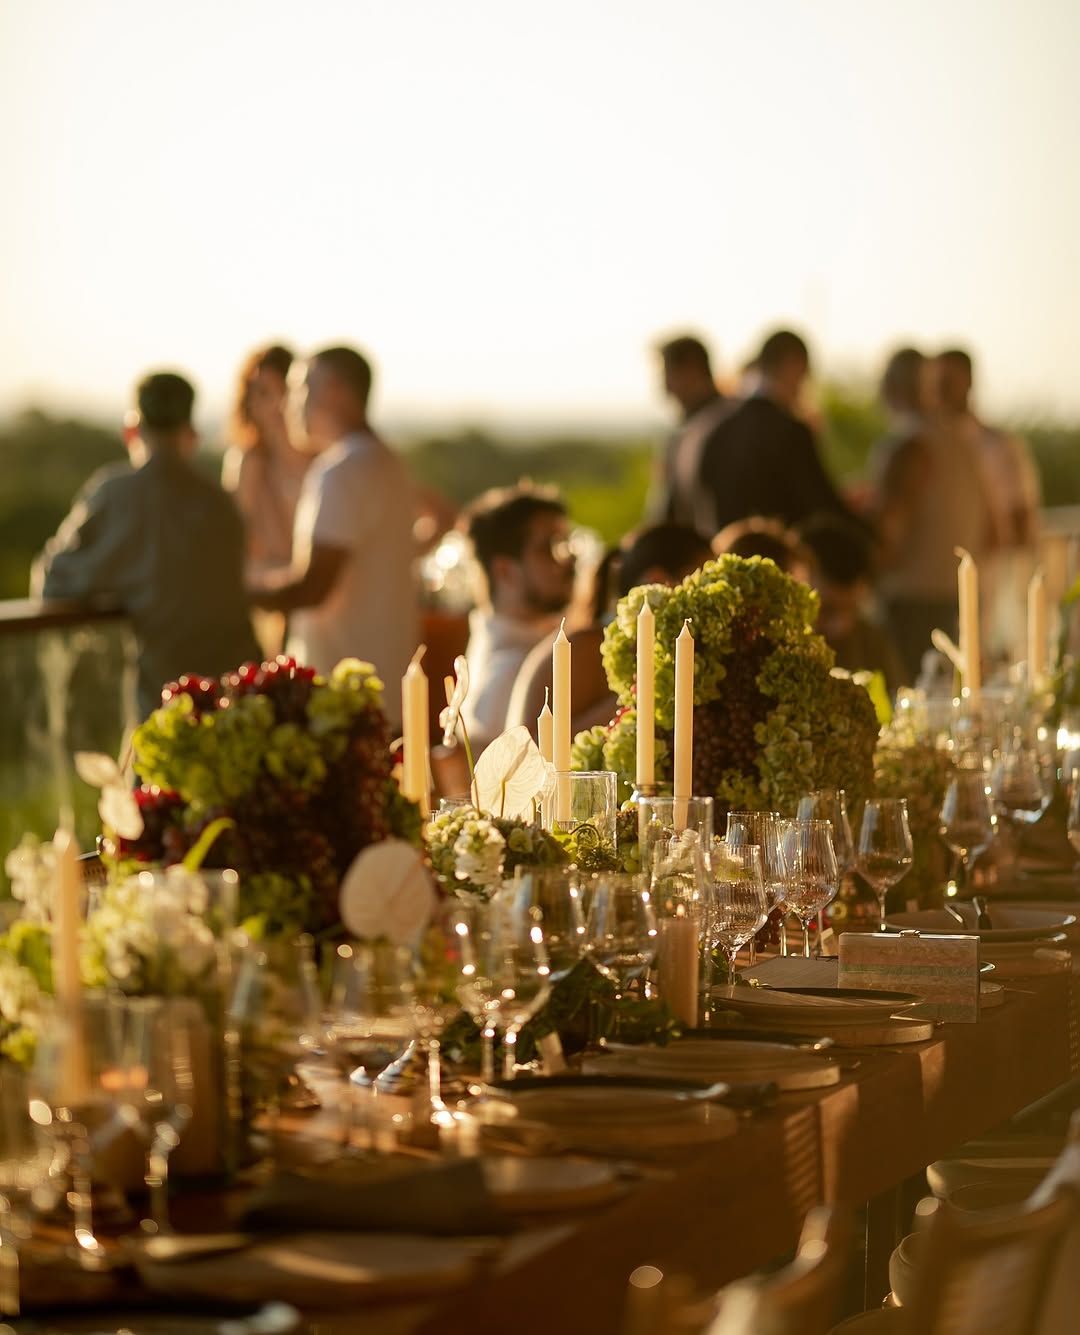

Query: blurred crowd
30;329;1040;748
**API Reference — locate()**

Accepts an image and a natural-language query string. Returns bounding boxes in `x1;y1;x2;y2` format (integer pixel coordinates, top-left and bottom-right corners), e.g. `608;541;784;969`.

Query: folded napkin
238;1156;509;1237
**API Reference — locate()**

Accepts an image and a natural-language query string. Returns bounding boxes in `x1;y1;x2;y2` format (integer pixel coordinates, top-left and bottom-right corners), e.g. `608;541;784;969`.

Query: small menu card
838;930;981;1023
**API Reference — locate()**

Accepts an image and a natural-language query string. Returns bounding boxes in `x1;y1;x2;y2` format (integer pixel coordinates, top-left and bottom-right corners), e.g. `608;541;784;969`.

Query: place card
838;930;980;1022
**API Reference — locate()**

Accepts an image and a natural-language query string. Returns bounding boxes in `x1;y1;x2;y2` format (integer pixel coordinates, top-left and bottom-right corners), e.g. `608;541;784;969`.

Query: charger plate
582;1039;841;1091
710;985;920;1027
137;1233;491;1308
885;904;1075;942
481;1155;621;1211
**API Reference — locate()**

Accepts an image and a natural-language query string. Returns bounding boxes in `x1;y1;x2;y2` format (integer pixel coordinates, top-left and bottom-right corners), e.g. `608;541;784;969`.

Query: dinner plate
7;1304;301;1334
884;904;1075;942
710;985;920;1027
482;1083;711;1125
481;1155;621;1211
137;1233;489;1308
584;1039;842;1091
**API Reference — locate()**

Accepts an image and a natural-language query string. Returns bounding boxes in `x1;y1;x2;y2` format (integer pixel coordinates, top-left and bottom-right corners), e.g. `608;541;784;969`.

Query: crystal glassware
939;769;996;896
583;872;658;1039
778;819;839;958
706;840;768;987
512;866;587;984
0;1069;53;1316
321;942;416;1153
725;810;787;958
411;902;470;1128
637;796;714;891
543;770;618;854
456;890;552;1081
1067;769;1080;867
856;798;914;930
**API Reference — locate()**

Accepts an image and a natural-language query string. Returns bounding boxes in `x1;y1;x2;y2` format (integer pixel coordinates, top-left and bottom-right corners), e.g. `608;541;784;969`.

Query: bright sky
2;0;1078;432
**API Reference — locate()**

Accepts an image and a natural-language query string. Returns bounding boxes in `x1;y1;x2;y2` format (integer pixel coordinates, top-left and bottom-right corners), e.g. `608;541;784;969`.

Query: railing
0;596;127;635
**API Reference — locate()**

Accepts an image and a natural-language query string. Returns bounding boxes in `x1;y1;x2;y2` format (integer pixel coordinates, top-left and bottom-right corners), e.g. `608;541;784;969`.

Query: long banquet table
413;968;1077;1335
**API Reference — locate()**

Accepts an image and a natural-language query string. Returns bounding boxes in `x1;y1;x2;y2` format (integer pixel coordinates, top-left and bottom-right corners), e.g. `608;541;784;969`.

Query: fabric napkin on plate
238;1156;509;1236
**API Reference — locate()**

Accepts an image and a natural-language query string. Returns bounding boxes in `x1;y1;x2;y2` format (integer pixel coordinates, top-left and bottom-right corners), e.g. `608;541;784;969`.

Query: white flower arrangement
4;834;57;924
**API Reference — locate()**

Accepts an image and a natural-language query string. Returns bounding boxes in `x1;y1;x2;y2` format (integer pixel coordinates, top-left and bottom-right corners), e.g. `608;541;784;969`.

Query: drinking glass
110;997;195;1235
990;730;1051;869
583;872;658;1039
797;791;853;953
512;866;587;983
637;796;714;890
856;798;914;930
778;819;839;958
725;811;787;957
544;770;618;854
0;1070;53;1316
1067;769;1080;867
227;933;322;1153
321;943;416;1153
456;890;552;1081
411;902;470;1128
706;841;767;987
939;769;995;895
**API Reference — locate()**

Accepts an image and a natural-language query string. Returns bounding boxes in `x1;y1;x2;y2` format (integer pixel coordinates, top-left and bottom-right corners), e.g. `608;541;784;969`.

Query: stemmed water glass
410;903;470;1129
939;769;996;896
856;798;914;930
778;819;839;958
456;889;552;1082
321;942;416;1154
512;866;587;984
583;872;658;1040
706;841;768;987
725;811;787;957
0;1070;53;1316
797;791;853;950
990;730;1051;871
1067;769;1080;868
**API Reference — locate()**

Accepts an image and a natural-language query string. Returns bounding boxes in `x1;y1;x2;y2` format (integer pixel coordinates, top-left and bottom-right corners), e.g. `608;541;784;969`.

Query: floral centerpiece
572;555;880;817
111;656;420;936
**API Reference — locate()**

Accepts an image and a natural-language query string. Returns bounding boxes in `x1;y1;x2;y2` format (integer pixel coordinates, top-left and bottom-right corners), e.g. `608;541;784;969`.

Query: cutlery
972;895;994;930
944;902;967;927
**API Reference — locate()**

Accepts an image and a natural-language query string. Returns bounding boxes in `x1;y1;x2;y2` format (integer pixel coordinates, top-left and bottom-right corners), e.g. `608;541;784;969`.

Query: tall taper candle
537;687;554;765
955;547;981;697
402;646;431;817
673;620;694;826
636;599;655;788
552;621;572;820
52;828;90;1104
1028;568;1047;687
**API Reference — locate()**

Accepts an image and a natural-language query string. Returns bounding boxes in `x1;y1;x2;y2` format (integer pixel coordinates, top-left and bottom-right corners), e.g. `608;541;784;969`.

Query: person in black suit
696;329;854;536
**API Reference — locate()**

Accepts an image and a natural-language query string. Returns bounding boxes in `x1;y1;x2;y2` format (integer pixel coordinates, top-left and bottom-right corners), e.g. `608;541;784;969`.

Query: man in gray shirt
32;371;259;719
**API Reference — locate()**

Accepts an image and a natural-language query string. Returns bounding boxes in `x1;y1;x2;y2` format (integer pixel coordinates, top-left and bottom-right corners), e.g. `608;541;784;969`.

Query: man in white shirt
458;484;576;751
252;346;419;717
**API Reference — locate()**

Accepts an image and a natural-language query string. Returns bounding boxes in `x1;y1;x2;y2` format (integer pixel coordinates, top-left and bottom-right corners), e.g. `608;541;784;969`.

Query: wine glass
797;791;853;951
321;942;416;1154
0;1070;53;1316
856;798;914;930
725;811;787;957
456;891;552;1082
1067;769;1080;869
990;730;1051;871
227;933;322;1157
939;769;995;897
583;872;658;1040
512;866;587;984
778;819;839;958
411;903;470;1129
110;997;195;1236
706;841;768;987
637;796;715;890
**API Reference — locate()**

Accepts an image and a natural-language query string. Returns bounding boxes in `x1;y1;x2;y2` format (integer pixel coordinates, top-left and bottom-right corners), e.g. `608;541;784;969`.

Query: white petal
75;751;124;789
99;785;145;840
473;726;549;819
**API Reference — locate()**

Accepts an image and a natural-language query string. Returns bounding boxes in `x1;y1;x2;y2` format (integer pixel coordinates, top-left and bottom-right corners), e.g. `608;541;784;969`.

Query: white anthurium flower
75;750;144;841
439;655;471;747
472;726;550;820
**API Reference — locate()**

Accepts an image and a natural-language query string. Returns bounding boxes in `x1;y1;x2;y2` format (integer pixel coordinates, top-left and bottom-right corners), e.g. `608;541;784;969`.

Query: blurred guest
32;371;258;720
869;346;992;681
713;515;813;582
251;346;419;710
651;334;730;532
222;344;311;654
457;483;576;750
508;522;714;738
937;347;1041;664
798;512;905;695
696;329;855;535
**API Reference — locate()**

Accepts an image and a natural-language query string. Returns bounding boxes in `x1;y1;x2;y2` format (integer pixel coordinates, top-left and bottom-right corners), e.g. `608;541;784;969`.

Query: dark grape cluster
108;785;185;864
692;622;771;798
219;655;317;724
